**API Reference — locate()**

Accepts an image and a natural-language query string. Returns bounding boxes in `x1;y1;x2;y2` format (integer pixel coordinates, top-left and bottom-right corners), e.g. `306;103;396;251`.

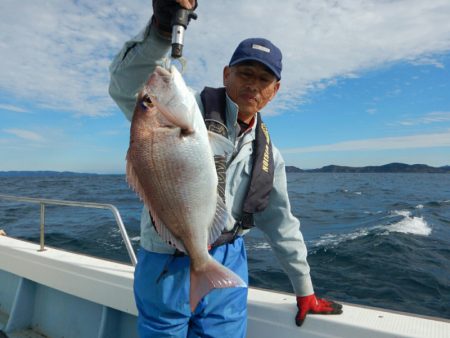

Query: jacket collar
225;93;257;144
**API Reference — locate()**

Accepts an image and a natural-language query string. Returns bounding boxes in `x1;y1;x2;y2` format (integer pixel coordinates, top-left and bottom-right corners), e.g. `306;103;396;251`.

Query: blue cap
229;38;282;80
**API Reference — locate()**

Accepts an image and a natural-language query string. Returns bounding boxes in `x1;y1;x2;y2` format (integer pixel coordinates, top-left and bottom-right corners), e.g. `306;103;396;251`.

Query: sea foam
385;210;431;236
312;228;370;248
312;209;432;249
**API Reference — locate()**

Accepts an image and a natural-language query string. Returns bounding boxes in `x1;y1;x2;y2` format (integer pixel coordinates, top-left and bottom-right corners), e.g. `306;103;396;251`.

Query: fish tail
189;258;246;312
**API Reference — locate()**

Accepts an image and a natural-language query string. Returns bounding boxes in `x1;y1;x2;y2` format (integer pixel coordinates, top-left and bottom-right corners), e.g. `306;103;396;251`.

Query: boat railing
0;193;137;266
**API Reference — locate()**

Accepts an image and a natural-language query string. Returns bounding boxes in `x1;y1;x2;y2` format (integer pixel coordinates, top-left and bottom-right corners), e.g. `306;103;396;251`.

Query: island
285;162;450;173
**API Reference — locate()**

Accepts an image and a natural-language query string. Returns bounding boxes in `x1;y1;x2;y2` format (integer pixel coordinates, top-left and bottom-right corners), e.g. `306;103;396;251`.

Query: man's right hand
152;0;197;34
295;294;343;327
176;0;196;10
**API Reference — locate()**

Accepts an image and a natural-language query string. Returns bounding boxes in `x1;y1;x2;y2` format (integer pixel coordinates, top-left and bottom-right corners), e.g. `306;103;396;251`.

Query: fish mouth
145;66;174;101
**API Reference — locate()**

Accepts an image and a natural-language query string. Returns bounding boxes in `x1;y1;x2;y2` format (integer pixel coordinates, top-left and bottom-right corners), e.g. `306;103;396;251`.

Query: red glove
295;294;343;326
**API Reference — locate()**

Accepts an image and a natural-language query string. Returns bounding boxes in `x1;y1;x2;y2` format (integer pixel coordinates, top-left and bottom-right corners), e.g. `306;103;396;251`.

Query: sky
0;0;450;173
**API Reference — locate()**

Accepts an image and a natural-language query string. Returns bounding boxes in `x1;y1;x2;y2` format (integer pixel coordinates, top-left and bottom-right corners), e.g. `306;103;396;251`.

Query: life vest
200;87;275;235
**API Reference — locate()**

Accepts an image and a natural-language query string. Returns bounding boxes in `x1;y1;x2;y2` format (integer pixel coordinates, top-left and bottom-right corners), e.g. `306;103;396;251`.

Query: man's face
223;61;280;122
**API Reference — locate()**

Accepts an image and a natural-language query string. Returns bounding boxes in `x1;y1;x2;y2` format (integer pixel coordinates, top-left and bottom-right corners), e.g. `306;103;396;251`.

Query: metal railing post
109;205;137;266
39;202;46;251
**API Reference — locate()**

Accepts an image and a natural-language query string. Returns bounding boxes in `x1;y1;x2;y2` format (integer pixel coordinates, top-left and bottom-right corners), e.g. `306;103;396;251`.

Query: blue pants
134;237;248;338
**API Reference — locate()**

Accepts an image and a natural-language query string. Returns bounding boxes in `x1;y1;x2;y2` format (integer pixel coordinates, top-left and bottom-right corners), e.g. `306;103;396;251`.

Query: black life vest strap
200;87;275;236
242;114;275;217
201;87;228;138
201;87;228;202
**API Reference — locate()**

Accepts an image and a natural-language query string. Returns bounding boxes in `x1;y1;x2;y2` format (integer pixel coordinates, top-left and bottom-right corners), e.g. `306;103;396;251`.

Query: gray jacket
108;22;314;296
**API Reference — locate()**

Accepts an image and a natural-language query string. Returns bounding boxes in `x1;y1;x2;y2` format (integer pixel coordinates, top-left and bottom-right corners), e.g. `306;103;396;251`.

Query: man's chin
236;103;258;115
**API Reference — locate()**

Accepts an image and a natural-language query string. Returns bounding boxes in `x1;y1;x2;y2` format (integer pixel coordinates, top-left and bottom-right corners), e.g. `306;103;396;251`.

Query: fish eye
143;94;152;104
140;94;154;109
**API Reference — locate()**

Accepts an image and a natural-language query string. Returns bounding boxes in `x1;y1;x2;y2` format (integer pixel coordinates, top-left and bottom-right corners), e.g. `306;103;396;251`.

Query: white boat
0;194;449;338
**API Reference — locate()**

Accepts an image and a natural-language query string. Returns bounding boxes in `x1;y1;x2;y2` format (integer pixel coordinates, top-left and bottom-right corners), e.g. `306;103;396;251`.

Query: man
109;0;342;336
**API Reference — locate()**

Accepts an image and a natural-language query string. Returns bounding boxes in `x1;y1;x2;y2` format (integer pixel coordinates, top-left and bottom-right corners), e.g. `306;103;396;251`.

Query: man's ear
270;81;281;100
223;66;231;87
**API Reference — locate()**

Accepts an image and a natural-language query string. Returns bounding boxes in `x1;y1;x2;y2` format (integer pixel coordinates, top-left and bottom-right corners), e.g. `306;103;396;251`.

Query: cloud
282;130;450;154
3;128;45;142
409;56;445;68
397;111;450;126
1;0;450;117
0;1;147;117
0;104;30;113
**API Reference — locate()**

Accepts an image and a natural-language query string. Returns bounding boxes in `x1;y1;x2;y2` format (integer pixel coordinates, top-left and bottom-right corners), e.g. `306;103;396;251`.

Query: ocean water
1;173;449;319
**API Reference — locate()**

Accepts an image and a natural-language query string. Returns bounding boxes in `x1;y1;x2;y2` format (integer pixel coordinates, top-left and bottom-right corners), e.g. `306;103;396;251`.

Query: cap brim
229;57;281;80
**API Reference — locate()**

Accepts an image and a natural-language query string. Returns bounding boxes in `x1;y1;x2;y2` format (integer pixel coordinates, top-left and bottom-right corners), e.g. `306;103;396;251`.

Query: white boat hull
1;236;449;338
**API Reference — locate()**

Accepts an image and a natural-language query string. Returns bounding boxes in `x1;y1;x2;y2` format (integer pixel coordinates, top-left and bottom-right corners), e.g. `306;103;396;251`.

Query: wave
311;209;432;249
337;189;363;195
246;242;271;251
312;229;370;248
384;210;431;236
425;199;450;208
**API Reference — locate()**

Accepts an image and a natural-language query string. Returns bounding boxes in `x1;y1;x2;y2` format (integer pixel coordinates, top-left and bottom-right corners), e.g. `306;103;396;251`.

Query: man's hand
295;294;343;327
176;0;196;10
152;0;197;34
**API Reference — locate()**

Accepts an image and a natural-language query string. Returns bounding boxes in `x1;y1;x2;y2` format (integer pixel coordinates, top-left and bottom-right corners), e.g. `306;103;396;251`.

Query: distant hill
285;166;305;173
0;171;99;177
2;163;449;176
286;163;450;173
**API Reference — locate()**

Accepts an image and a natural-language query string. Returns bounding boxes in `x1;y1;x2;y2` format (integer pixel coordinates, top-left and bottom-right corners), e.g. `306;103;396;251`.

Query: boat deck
1;236;449;338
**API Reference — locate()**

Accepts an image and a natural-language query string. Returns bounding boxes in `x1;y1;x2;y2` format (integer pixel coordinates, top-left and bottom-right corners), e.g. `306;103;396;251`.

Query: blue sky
1;0;449;173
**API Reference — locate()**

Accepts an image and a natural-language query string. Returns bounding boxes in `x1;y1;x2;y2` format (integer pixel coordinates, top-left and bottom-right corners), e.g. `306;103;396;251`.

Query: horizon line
1;162;449;175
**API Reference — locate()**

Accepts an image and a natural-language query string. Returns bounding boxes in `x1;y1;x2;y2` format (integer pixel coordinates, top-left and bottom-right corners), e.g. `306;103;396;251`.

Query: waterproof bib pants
134;237;248;338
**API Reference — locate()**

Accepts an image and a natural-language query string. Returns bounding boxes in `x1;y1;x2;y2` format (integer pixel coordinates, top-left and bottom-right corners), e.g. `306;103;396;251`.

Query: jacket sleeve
109;21;171;121
254;146;315;297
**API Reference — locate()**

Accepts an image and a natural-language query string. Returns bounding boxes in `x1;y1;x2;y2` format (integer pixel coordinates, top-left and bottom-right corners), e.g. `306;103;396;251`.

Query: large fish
126;65;246;311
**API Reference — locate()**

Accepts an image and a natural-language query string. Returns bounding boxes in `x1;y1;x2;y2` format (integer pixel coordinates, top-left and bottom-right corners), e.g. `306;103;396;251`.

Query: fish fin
125;151;147;205
190;257;246;312
151;212;187;253
126;151;155;214
126;150;187;253
208;197;229;245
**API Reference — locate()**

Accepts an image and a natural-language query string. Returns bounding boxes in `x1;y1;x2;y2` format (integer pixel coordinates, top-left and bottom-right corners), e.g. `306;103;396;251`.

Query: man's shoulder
270;142;285;168
193;89;205;114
